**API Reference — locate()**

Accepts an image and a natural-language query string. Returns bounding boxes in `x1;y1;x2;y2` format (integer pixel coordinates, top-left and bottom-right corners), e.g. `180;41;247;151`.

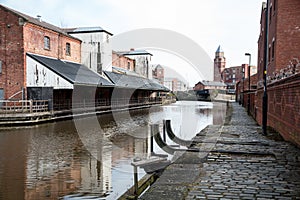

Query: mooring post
133;165;138;195
150;125;154;154
163;120;166;142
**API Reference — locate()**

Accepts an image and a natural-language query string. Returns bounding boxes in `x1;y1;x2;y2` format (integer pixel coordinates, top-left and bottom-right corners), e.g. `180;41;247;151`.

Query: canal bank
0;98;175;126
139;102;300;199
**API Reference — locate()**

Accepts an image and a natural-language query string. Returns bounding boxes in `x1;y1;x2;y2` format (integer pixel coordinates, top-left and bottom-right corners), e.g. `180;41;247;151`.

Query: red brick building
223;65;247;84
152;64;164;85
112;51;135;72
257;0;300;85
214;45;226;82
193;81;227;91
241;0;300;146
0;4;81;100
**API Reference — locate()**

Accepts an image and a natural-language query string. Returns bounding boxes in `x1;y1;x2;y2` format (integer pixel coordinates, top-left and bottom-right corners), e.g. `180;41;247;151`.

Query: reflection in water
0;101;226;199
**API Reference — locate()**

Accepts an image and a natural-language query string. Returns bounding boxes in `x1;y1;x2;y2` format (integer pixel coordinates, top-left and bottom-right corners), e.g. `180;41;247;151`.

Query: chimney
36;15;42;22
130;48;135;51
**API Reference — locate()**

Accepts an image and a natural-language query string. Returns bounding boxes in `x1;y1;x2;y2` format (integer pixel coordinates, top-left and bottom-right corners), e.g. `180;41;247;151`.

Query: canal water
0;101;227;200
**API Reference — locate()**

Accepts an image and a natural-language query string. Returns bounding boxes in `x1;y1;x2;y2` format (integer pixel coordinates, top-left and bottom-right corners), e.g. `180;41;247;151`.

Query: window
268;45;271;62
127;61;130;70
0;60;2;73
273;0;276;11
269;6;272;24
272;40;275;59
66;43;71;56
44;36;50;50
0;89;3;100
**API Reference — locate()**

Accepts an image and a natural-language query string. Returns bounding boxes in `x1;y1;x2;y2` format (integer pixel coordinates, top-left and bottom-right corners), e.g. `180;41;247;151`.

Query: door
0;89;4;108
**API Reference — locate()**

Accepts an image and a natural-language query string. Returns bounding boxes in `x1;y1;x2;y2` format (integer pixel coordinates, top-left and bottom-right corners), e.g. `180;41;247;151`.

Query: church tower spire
214;45;226;81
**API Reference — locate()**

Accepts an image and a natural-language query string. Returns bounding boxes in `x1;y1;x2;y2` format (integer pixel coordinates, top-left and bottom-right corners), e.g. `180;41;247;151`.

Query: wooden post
150;125;154;154
134;166;138;195
30;100;33;113
163;120;166;142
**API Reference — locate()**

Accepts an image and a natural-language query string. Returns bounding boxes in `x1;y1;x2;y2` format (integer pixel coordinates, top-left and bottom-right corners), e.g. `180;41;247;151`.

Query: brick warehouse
257;0;300;83
0;5;82;100
0;4;169;118
240;0;300;147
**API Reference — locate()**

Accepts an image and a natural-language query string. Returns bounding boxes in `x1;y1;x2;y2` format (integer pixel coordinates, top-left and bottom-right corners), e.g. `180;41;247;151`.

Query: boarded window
44;36;50;50
0;89;3;107
66;43;71;56
0;89;3;100
269;6;272;24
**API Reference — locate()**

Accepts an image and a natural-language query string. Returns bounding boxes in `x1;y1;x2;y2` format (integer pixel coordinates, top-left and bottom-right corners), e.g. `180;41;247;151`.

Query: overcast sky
1;0;264;85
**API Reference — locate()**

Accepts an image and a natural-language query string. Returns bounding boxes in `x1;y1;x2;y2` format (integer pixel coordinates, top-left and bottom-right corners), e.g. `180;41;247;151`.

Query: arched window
44;36;50;50
66;43;71;56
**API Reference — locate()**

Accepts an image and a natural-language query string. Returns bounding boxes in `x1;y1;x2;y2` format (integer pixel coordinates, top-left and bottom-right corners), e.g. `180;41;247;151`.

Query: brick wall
112;51;135;71
0;6;25;99
276;0;300;74
257;3;266;85
59;34;81;62
258;0;300;83
255;74;300;147
254;0;300;147
0;5;81;100
23;23;81;63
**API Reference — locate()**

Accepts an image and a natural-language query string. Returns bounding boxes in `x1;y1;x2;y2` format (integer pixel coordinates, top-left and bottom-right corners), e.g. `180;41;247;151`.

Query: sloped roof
27;53;114;87
201;81;227;87
216;45;224;53
112;66;141;77
117;49;153;56
104;71;169;91
64;26;113;36
0;4;79;40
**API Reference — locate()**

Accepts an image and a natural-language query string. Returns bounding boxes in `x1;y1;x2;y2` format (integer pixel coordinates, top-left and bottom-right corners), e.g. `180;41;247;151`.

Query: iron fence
0;100;49;114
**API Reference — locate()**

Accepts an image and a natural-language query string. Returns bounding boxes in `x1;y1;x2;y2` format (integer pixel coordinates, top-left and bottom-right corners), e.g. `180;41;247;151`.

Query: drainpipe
262;0;269;135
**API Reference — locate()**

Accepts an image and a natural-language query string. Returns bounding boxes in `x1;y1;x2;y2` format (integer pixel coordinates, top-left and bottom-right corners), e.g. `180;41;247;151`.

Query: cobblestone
139;103;300;199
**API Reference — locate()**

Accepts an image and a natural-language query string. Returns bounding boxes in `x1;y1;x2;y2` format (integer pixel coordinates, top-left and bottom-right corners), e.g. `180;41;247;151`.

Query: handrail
165;120;193;147
0;100;49;114
151;124;178;155
53;97;162;111
151;123;202;155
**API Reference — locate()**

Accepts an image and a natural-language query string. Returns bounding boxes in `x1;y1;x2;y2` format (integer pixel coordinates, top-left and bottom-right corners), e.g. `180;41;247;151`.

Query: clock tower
214;45;226;81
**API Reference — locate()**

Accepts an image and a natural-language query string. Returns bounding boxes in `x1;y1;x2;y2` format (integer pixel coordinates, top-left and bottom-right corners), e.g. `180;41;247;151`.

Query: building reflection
24;121;85;199
0;101;227;200
0;131;28;200
212;102;227;125
22;116;149;199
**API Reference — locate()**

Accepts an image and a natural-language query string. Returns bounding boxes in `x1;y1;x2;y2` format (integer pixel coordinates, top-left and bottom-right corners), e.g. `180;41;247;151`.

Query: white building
117;49;153;79
164;77;187;92
66;27;113;74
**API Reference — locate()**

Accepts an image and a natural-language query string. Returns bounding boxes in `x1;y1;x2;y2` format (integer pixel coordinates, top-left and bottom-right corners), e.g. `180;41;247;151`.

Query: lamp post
245;53;251;115
242;67;245;106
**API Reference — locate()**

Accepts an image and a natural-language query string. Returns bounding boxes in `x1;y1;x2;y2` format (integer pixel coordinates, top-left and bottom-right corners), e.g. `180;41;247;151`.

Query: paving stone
139;103;300;200
206;194;224;198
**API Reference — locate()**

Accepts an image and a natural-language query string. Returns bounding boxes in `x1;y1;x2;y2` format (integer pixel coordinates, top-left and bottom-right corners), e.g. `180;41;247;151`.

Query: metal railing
53;97;163;111
0;100;49;114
